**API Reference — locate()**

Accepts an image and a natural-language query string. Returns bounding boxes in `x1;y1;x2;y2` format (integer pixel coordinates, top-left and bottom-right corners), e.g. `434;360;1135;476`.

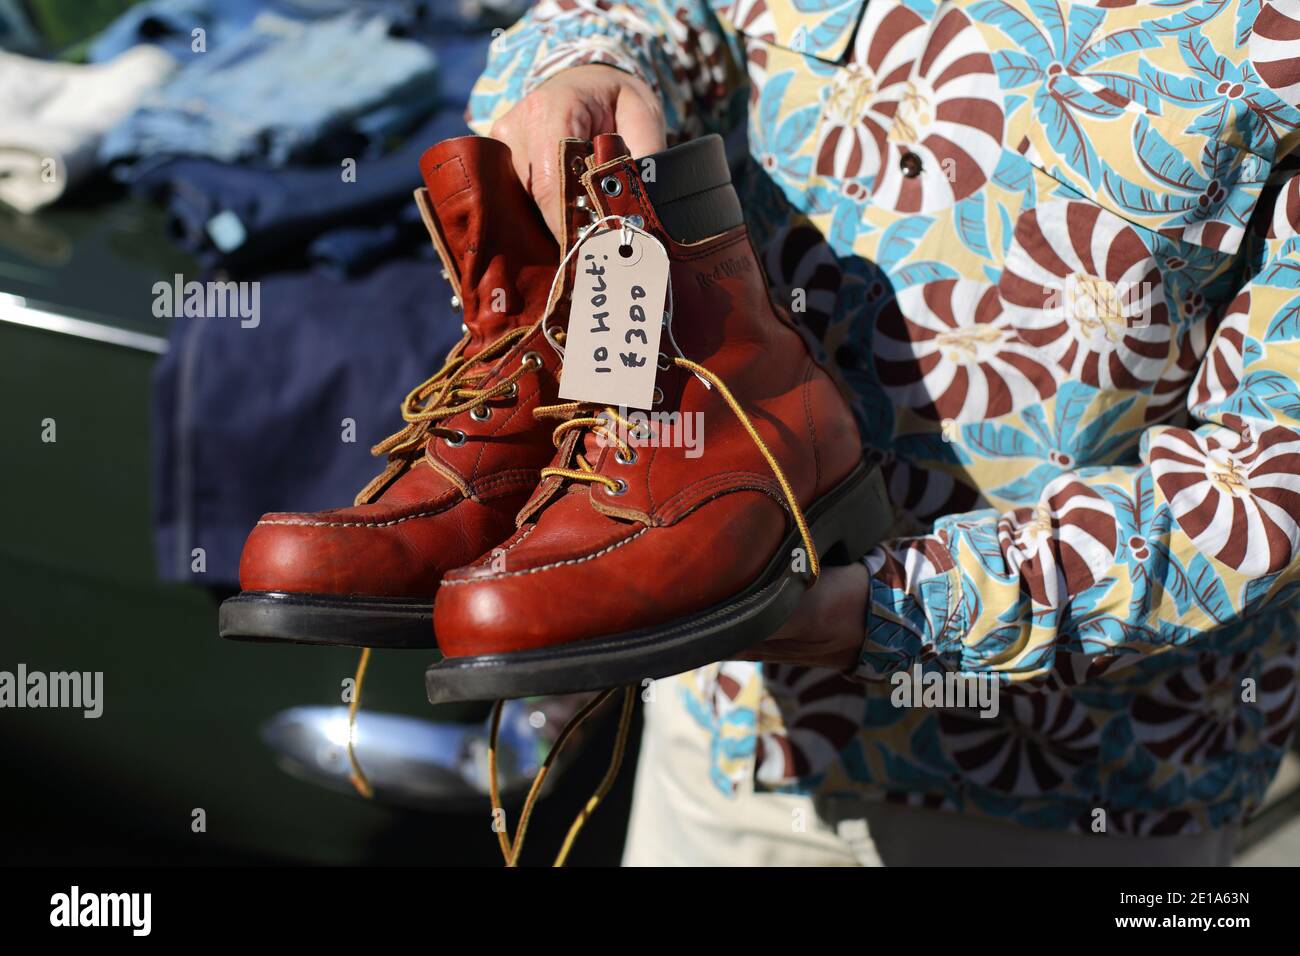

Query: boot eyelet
615;448;637;465
503;382;518;400
651;386;664;406
522;351;543;370
450;295;462;310
657;352;671;371
607;479;628;496
470;406;492;422
600;175;623;197
444;429;467;447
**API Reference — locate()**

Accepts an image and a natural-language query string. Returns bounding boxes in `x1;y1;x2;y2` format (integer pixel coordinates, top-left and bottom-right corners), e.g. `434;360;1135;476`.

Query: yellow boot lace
345;322;539;800
485;355;822;864
534;356;820;578
488;687;637;867
371;324;537;459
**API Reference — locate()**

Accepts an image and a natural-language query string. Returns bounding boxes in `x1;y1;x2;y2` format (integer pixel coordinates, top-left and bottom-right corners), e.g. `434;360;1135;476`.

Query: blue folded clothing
100;8;440;167
90;0;530;63
151;253;466;585
124;20;490;275
128;107;472;276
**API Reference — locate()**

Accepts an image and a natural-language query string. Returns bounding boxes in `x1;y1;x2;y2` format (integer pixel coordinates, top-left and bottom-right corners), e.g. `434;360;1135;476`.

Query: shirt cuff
848;559;969;682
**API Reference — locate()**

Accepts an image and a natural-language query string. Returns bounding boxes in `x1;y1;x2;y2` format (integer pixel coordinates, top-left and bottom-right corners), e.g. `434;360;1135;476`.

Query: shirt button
899;150;923;178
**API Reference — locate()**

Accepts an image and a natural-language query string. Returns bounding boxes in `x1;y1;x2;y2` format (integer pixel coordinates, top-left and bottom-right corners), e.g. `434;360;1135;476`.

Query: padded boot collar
585;133;743;244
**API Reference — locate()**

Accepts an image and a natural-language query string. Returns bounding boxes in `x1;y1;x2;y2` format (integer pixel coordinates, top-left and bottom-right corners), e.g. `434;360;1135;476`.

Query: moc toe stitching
256;499;460;529
441;527;649;584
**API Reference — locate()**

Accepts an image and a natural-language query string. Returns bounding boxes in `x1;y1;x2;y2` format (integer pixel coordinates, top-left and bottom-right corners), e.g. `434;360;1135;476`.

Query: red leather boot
428;134;891;701
219;135;573;648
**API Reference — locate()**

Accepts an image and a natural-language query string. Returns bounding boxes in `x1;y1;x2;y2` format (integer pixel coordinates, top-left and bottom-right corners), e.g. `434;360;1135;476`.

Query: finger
489;113;533;196
614;85;667;159
530;101;608;240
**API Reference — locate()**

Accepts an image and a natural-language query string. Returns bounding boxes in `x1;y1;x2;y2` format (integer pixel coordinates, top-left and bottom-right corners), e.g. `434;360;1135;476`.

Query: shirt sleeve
465;0;744;140
856;168;1300;686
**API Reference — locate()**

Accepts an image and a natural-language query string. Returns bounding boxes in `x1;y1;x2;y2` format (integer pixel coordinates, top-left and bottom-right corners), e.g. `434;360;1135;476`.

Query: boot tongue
418;136;557;355
592;133;630;165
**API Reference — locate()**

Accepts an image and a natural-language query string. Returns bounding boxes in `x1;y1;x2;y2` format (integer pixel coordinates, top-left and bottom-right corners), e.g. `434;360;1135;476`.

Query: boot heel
810;461;892;563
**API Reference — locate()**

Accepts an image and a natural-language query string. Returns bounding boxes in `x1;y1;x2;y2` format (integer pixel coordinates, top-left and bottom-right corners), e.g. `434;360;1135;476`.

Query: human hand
488;64;667;238
738;563;871;671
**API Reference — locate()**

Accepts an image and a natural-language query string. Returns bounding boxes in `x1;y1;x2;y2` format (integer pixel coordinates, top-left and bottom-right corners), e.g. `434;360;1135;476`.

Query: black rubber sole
425;460;891;704
219;591;435;649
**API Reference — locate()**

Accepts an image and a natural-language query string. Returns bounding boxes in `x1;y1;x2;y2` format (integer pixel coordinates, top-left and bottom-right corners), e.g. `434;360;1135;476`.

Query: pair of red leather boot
219;133;889;703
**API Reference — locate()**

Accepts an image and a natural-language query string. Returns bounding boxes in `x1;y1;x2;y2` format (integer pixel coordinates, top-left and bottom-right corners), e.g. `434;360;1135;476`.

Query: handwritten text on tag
558;227;668;410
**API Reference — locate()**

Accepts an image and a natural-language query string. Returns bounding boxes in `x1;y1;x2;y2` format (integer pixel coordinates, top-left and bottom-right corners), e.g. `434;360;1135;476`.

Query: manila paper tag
558;226;669;411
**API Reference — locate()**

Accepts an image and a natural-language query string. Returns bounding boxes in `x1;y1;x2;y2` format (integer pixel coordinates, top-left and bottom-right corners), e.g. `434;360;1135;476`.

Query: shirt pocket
721;0;940;200
995;14;1273;256
716;0;874;201
717;0;869;63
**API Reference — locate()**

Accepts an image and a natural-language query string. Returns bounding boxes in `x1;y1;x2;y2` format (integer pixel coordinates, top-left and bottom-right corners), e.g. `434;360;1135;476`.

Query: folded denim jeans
127;113;453;276
151;253;463;584
89;0;530;62
125;29;488;276
89;0;389;63
100;9;439;167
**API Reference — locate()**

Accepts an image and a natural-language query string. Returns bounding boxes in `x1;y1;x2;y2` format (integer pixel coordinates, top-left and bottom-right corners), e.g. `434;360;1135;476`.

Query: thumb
614;85;668;160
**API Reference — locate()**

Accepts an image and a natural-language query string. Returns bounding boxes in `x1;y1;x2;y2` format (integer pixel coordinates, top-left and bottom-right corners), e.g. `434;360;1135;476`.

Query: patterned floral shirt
470;0;1300;835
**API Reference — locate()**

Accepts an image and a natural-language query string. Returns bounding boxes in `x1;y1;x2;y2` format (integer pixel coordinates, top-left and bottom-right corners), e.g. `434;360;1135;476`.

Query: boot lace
533;355;820;579
344;324;537;800
371;325;536;459
488;215;822;865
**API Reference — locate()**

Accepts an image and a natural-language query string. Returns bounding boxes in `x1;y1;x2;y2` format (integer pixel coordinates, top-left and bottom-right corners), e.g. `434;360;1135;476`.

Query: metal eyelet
443;429;467;447
657;352;671;371
450;294;462;310
522;351;543;370
460;322;469;335
615;448;638;466
651;386;664;406
600;175;623;196
607;478;628;496
547;325;566;343
470;406;492;422
503;382;518;400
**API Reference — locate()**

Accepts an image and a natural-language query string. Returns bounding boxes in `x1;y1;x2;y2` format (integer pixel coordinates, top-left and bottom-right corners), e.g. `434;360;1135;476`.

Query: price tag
558;225;668;411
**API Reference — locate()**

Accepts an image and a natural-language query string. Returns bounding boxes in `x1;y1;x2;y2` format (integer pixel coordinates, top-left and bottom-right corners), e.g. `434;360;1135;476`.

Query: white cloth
0;46;176;213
